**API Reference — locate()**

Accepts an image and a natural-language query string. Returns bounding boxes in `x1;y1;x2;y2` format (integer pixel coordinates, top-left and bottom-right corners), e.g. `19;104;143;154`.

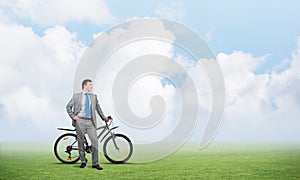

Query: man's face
84;82;93;92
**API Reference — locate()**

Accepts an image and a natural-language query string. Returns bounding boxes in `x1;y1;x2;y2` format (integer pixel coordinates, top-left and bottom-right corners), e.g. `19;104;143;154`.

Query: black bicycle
54;116;133;164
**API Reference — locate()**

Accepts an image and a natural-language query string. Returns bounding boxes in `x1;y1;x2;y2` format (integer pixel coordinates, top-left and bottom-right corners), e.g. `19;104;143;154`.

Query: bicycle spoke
54;133;80;164
104;134;133;163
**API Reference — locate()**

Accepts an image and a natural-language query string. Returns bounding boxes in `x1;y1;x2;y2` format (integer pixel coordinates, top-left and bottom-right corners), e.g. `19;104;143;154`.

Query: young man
66;79;109;170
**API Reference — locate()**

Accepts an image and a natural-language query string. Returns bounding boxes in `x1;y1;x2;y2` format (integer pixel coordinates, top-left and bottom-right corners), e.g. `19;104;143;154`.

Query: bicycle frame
58;121;121;151
96;123;119;143
99;121;120;151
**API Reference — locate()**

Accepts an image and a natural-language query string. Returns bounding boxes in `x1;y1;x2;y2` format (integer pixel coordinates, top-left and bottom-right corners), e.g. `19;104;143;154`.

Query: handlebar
105;116;113;126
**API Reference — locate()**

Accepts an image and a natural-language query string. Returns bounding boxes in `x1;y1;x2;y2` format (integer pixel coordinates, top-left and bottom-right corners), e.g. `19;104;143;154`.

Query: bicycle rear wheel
103;134;133;164
54;133;80;164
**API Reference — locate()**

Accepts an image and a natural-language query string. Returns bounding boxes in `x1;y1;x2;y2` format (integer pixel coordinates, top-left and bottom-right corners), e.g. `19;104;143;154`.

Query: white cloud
1;10;300;144
0;0;116;26
0;5;11;23
217;51;268;105
90;19;180;142
214;37;300;142
154;1;185;21
2;86;56;123
0;21;86;141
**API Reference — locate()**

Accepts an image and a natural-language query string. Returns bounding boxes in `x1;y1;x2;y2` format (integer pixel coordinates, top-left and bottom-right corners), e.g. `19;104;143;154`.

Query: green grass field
0;142;300;179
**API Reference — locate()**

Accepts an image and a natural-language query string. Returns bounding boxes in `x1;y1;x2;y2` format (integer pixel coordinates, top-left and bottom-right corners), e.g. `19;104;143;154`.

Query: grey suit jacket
66;92;106;127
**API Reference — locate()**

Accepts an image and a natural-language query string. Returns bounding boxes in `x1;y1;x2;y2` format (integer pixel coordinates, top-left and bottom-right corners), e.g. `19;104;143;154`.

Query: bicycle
54;116;133;164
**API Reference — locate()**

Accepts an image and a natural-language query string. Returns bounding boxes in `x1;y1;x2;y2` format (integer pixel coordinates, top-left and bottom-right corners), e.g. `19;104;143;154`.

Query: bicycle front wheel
103;134;133;164
54;133;80;164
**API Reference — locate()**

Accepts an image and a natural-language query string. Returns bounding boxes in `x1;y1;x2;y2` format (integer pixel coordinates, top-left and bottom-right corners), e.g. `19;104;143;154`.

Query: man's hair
82;79;92;89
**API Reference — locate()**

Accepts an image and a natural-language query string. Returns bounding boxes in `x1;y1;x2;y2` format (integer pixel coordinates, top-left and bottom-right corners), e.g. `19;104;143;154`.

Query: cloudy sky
0;0;299;143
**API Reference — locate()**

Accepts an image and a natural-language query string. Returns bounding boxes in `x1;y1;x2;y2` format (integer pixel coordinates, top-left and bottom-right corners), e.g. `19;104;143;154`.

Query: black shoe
92;164;103;170
80;163;86;168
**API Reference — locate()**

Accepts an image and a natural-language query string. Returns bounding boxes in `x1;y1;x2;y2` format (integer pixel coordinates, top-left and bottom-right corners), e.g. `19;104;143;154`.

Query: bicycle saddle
57;128;76;131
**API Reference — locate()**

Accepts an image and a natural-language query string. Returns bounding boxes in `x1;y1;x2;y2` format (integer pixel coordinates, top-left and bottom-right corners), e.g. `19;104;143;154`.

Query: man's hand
73;115;80;121
104;117;110;122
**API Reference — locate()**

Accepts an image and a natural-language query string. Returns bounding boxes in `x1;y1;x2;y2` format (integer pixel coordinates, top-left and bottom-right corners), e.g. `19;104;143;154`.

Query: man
66;79;109;170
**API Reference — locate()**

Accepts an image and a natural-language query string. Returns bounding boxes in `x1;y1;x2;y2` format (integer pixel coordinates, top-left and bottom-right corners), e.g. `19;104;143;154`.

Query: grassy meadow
0;142;299;179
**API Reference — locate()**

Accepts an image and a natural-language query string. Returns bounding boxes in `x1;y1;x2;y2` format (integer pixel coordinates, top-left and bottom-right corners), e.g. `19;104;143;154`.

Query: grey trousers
75;119;99;165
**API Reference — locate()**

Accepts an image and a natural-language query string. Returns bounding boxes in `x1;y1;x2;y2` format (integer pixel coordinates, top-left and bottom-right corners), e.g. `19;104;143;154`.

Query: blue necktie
85;93;91;117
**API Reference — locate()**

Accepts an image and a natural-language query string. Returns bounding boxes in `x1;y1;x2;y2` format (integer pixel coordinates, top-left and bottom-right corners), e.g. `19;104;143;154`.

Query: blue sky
18;0;300;73
1;0;300;143
12;1;298;56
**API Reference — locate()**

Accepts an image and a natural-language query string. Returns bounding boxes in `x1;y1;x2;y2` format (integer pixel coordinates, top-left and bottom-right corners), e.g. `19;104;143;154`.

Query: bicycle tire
54;133;80;164
103;134;133;164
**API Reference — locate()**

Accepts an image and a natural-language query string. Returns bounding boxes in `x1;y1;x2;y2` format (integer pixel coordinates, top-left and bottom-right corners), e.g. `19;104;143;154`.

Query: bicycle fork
111;133;120;151
100;126;120;151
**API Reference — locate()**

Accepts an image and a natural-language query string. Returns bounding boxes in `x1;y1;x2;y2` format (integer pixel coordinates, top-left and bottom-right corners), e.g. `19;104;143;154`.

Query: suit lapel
88;94;96;127
89;93;94;110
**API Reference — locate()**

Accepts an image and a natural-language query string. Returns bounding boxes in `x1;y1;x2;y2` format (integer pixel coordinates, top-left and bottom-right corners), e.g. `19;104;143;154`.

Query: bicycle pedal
86;145;93;153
